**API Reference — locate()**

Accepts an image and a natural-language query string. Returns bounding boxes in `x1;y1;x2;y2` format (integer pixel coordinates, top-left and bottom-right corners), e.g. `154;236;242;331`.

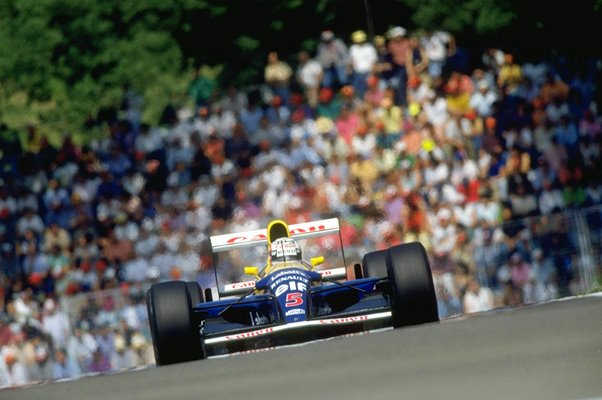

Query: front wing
204;311;393;346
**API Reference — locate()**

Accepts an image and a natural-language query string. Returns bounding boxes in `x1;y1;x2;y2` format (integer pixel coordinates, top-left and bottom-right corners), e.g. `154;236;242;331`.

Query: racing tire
146;281;204;365
386;242;439;328
362;249;388;278
186;281;204;306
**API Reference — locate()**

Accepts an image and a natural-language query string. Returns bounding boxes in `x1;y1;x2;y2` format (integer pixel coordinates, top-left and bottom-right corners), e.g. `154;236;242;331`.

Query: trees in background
0;0;600;140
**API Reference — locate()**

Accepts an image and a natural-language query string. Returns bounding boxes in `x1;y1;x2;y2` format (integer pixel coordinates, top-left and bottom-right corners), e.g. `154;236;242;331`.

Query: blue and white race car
146;218;439;365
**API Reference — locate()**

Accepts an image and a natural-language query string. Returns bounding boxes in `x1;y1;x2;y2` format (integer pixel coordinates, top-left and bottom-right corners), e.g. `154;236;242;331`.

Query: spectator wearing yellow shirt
376;96;403;139
349;153;379;187
264;51;293;106
497;53;522;94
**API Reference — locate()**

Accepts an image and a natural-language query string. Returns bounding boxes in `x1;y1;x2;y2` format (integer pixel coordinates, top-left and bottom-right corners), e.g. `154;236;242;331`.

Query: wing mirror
244;266;259;278
310;256;325;268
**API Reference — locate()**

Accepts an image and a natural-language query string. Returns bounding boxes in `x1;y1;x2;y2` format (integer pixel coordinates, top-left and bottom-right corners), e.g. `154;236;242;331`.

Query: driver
270;237;303;264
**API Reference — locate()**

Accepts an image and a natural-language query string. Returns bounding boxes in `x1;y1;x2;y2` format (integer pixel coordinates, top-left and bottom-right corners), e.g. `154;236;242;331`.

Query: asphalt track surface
3;295;602;400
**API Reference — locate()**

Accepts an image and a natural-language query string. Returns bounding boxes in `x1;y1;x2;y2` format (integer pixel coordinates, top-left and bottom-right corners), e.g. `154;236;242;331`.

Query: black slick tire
386;242;439;328
362;249;388;278
146;281;204;365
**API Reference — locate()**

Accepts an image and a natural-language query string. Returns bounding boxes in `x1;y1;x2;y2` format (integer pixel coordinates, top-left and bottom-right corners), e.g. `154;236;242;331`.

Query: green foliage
0;0;599;142
403;0;515;34
0;0;200;141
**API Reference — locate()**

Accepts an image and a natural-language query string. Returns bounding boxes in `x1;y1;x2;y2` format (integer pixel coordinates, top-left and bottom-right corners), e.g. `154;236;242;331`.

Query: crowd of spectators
0;25;601;387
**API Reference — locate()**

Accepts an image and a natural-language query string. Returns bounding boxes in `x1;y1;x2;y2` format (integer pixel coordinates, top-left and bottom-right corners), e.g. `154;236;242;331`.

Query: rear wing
210;218;340;253
211;218;345;298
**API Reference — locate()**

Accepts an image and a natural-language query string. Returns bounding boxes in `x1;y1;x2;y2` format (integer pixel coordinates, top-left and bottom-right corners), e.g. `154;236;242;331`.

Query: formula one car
146;218;438;365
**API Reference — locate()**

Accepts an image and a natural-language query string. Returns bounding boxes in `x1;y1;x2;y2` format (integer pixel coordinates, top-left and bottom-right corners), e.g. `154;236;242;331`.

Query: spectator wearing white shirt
421;30;455;78
122;169;146;197
110;335;137;371
67;326;97;373
191;178;219;210
208;104;236;139
476;190;501;225
296;51;323;108
430;206;458;273
406;75;434;106
71;173;100;205
41;299;70;350
423;90;449;137
538;180;564;215
470;80;498;117
463;278;494;313
134;225;159;258
16;209;45;237
192;106;215;140
0;347;29;387
351;125;376;159
349;30;377;97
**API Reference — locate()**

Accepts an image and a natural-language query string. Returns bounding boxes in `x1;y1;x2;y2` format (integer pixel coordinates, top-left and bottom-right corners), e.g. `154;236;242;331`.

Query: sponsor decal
224;223;327;244
224;327;274;340
270;239;301;258
285;308;306;316
269;270;309;298
319;315;369;324
289;224;326;235
226;233;267;244
229;281;256;289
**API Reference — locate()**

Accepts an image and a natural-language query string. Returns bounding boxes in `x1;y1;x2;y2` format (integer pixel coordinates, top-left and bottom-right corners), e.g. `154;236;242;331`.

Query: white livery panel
210;218;340;253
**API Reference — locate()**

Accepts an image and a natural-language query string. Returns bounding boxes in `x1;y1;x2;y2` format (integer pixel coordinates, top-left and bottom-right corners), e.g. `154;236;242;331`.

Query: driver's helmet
270;237;302;263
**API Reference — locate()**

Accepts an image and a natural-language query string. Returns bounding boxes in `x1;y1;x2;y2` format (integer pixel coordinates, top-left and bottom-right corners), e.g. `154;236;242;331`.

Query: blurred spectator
405;35;429;79
264;51;293;106
497;53;522;95
0;346;29;387
52;347;79;380
463;277;494;313
296;51;323;109
67;325;97;373
539;71;569;105
188;67;218;109
0;25;601;387
110;334;136;370
421;30;456;78
349;30;378;97
317;30;350;89
383;26;410;106
41;298;70;349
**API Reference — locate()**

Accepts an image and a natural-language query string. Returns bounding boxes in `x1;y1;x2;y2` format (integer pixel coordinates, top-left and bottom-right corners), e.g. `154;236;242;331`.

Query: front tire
147;281;204;365
386;242;439;328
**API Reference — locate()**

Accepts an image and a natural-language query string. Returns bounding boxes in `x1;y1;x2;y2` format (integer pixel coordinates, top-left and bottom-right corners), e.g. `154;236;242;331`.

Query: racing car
146;218;438;365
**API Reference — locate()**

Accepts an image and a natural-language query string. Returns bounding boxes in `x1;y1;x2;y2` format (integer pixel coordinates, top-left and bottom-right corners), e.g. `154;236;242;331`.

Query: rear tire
362;250;388;278
386;242;439;328
147;281;204;365
186;281;204;306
